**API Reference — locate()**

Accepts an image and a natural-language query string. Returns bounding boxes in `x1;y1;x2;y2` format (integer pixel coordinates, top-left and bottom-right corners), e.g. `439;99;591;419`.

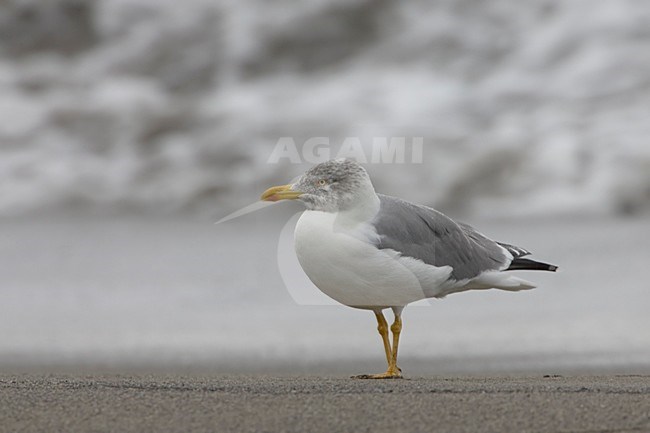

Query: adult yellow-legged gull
261;159;557;379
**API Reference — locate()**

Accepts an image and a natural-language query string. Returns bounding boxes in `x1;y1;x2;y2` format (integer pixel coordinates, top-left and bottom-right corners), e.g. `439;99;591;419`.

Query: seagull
261;159;557;379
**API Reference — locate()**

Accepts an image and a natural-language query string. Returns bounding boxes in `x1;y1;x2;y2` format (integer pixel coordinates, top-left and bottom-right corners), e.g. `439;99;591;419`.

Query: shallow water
0;212;648;372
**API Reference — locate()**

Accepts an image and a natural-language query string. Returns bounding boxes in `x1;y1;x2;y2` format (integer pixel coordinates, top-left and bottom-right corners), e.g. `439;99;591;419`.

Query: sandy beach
1;217;648;432
2;373;649;433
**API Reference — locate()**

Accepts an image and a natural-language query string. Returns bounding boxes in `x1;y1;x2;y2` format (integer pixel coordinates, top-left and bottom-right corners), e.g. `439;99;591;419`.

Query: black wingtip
506;258;559;272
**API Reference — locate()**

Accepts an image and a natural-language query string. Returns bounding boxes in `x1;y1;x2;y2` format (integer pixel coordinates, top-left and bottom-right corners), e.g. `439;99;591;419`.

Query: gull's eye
317;179;327;187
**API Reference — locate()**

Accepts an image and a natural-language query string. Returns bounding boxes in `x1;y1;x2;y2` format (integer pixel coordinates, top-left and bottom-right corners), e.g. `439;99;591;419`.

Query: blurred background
0;0;648;373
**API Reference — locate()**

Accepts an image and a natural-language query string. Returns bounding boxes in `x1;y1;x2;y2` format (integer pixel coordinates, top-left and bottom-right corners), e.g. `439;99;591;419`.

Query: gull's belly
294;211;428;308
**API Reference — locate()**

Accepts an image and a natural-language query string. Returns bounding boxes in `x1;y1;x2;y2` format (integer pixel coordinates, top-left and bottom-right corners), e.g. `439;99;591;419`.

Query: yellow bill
261;184;303;202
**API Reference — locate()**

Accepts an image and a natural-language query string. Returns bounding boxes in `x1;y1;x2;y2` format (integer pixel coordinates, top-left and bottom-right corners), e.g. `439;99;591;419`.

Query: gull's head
261;159;376;212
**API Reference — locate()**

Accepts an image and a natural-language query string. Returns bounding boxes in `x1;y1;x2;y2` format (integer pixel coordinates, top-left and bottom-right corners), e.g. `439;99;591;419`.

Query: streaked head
261;159;375;212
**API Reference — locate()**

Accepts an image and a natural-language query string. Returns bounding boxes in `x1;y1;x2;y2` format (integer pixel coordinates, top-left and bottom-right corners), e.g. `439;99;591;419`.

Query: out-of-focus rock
0;0;97;56
0;0;649;218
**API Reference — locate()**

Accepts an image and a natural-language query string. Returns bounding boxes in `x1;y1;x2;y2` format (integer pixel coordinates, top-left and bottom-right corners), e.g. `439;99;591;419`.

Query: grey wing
372;195;510;280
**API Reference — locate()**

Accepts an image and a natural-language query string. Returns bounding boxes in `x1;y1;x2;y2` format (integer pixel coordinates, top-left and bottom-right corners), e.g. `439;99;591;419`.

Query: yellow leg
390;315;402;372
375;311;392;367
352;310;403;380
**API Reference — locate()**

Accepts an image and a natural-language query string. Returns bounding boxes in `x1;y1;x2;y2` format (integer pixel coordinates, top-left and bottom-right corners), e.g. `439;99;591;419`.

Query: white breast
294;210;454;308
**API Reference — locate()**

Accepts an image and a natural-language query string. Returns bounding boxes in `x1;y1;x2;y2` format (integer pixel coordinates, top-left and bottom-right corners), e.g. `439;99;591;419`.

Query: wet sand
2;374;649;433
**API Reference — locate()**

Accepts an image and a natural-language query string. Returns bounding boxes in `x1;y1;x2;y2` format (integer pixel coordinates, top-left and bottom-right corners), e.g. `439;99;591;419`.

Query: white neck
330;181;381;236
